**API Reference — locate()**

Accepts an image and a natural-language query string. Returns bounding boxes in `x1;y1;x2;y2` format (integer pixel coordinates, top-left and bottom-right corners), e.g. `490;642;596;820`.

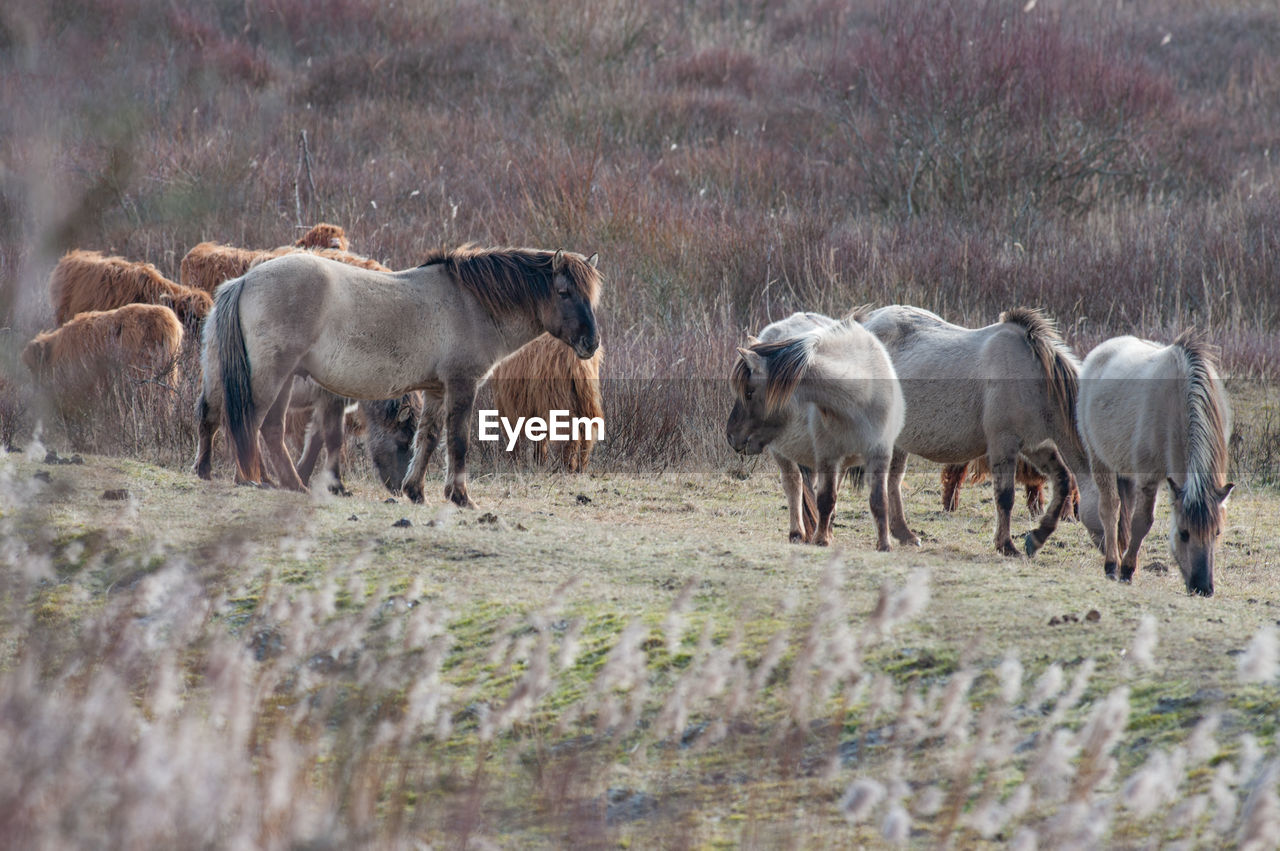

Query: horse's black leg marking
442;379;478;508
193;393;216;480
1023;447;1070;557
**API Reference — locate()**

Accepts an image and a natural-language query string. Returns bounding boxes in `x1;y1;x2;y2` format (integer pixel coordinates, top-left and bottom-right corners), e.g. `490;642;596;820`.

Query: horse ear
396;404;414;424
1219;482;1235;503
586;253;598;268
745;335;760;346
1167;478;1183;500
552;249;565;273
736;347;764;373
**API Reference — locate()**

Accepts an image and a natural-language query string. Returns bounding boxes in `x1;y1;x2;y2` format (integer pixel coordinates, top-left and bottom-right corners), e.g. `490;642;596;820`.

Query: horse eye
744;388;754;400
558;289;572;299
1179;529;1190;543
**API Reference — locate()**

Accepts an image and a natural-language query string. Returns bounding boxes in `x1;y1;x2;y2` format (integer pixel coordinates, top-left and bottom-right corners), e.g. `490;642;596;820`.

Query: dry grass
3;448;1278;847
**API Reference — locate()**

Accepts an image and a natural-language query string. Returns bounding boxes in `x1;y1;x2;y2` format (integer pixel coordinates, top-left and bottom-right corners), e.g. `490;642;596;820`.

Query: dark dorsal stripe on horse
419;244;601;318
1173;328;1230;533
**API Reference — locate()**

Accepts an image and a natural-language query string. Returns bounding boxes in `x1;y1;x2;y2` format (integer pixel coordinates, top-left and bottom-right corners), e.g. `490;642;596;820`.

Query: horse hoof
1104;562;1118;581
404;483;425;504
1024;532;1042;558
997;541;1021;557
789;531;805;544
445;485;477;509
876;541;892;553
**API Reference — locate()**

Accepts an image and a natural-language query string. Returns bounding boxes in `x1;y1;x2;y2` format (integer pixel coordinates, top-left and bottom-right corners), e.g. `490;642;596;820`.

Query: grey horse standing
194;245;601;507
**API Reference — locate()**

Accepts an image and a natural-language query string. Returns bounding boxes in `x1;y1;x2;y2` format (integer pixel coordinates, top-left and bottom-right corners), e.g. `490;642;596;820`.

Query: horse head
1168;477;1233;597
541;250;600;360
726;337;804;455
364;394;423;493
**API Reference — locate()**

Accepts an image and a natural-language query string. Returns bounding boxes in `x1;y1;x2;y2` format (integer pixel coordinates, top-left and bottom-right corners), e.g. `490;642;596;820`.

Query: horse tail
800;465;818;540
214;276;262;482
1000;307;1083;455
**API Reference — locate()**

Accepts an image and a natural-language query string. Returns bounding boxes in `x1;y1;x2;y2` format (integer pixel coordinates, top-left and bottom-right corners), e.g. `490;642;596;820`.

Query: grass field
4;435;1279;847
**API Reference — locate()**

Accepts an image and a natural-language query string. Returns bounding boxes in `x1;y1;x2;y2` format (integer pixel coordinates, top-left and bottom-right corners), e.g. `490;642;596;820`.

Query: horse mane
1000;307;1082;452
1173;329;1230;532
419;244;601;317
845;304;875;324
731;335;816;414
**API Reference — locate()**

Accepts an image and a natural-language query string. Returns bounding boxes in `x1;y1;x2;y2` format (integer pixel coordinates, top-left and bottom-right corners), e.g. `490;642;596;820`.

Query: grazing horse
1078;332;1233;595
727;312;905;550
859;306;1086;556
193;245;601;507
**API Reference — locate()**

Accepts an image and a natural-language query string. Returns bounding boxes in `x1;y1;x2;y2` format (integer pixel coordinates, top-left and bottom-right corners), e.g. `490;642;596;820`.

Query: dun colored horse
194;245;600;506
727;312;905;550
1078;332;1232;595
859;305;1085;556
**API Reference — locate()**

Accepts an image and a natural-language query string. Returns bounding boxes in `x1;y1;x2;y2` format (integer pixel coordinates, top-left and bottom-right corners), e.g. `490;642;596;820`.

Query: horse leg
941;463;966;511
811;463;839;547
867;452;893;552
776;454;808;543
442;378;480;508
193;390;218;480
1092;462;1122;581
887;448;919;546
294;408;325;486
1022;446;1073;557
1119;480;1157;582
402;393;444;503
987;443;1021;556
260;388;307;493
1116;476;1134;555
320;393;349;495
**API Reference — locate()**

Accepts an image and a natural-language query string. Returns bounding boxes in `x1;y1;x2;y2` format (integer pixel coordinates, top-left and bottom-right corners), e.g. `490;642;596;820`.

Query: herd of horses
728;306;1233;597
20;225;1233;597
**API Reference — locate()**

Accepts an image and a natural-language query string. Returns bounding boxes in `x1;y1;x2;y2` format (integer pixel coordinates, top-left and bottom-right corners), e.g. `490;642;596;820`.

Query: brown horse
194;245;601;507
489;334;604;471
1078;332;1233;595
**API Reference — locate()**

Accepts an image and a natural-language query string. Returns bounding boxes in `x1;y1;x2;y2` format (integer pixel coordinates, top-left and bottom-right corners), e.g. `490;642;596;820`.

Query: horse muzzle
573;338;599;359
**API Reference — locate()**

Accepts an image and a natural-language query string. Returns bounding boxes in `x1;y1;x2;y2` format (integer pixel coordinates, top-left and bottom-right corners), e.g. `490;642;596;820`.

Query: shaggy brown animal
180;226;380;293
50;250;212;326
490;334;604;471
941;456;1078;519
179;241;262;294
295;222;348;251
23;304;184;404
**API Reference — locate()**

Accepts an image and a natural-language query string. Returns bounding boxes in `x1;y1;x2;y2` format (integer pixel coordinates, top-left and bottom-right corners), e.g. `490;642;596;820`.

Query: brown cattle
179;223;364;293
179;241;262;294
490;335;604;472
50;250;211;326
23;304;184;405
941;456;1078;520
295;222;348;251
